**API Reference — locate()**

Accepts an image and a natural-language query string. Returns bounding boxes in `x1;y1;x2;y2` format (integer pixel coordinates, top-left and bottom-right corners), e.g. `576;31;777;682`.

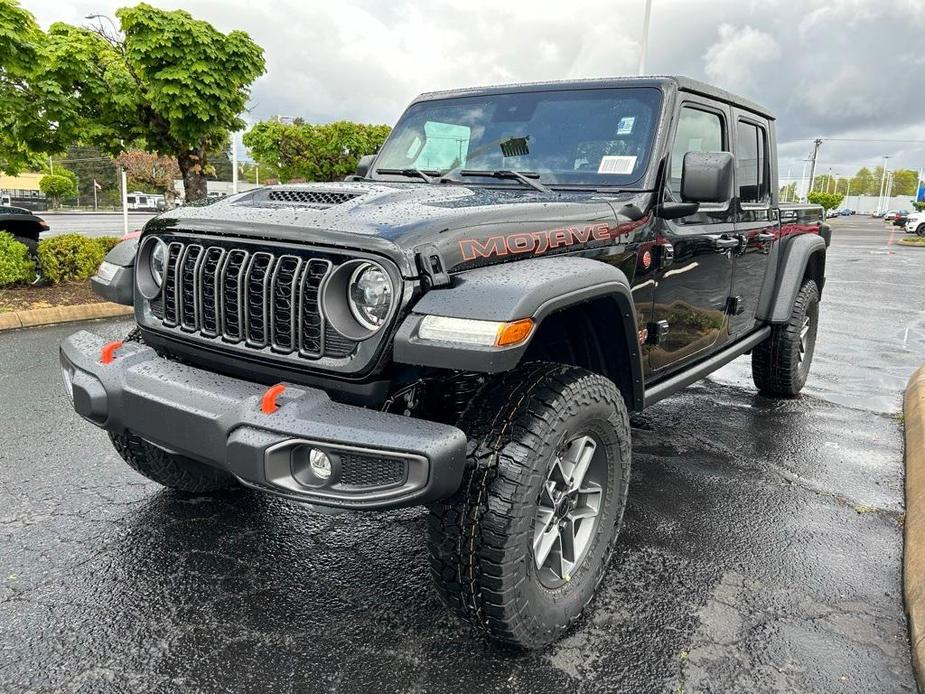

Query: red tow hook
99;340;124;365
260;384;286;414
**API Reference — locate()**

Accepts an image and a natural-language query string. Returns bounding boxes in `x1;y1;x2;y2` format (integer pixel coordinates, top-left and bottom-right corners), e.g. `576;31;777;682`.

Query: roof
413;75;774;121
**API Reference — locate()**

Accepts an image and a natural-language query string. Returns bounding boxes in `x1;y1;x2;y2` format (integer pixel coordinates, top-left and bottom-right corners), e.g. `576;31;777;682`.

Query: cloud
20;0;925;175
704;24;781;93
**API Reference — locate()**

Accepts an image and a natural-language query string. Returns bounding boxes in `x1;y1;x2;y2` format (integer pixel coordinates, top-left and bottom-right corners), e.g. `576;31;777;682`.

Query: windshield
373;87;663;188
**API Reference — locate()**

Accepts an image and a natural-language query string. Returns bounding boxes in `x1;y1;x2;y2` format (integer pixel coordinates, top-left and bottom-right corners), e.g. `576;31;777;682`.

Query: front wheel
427;362;631;648
916;224;925;237
751;279;820;396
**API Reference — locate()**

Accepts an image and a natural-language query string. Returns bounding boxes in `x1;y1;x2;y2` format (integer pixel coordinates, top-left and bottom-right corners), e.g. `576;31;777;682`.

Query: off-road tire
109;431;238;493
916;224;925;237
752;279;820;396
427;362;631;648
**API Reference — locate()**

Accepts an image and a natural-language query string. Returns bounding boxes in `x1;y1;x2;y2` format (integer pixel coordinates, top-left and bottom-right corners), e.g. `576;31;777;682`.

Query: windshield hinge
414;244;451;289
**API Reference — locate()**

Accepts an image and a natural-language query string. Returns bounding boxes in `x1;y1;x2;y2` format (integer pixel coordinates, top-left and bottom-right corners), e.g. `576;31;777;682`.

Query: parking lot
0;216;921;693
41;212;156;238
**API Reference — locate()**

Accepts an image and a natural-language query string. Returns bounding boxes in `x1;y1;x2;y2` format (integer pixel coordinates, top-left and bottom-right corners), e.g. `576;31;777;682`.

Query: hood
147;181;653;277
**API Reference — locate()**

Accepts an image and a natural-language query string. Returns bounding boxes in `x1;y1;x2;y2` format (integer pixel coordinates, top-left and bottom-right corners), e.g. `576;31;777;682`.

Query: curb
905;365;925;693
898;240;925;248
0;302;132;332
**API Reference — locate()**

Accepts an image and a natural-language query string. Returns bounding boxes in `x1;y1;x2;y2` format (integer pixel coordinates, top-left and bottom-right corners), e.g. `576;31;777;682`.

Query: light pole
638;0;652;75
877;155;890;215
232;131;239;194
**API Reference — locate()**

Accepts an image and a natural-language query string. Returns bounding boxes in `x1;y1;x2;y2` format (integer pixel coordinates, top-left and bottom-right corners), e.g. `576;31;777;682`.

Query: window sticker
598;155;637;175
617;116;635;135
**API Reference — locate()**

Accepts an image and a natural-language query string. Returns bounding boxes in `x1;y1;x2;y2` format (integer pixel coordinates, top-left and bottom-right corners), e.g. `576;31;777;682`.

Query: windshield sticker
598;155;637;175
617;117;635;134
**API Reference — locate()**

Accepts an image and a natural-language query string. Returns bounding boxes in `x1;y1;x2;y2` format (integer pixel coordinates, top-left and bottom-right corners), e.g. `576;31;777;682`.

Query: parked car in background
884;209;907;222
826;208;840;218
893;211;912;227
838;208;854;216
0;204;48;255
905;211;925;236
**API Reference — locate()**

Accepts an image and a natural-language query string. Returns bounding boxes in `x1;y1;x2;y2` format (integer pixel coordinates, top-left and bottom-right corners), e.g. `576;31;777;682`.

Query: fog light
309;449;332;480
61;366;74;402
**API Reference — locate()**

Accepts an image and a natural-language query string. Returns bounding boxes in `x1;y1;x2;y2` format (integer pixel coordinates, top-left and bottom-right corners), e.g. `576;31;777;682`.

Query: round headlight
150;238;167;287
347;262;392;331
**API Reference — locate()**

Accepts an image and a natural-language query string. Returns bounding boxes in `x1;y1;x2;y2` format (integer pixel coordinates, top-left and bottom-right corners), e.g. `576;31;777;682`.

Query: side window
736;120;769;203
670;106;724;197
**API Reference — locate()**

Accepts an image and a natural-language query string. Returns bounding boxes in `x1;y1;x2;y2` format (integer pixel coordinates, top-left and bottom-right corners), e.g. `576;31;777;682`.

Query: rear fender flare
758;233;826;323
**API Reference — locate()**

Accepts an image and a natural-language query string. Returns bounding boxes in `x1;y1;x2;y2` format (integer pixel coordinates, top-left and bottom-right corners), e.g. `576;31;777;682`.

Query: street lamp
638;0;653;75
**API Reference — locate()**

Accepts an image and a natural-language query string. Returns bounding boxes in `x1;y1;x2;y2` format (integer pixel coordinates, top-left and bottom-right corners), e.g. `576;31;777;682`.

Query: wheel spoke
533;511;560;570
558;519;577;580
572;482;603;520
565;435;596;493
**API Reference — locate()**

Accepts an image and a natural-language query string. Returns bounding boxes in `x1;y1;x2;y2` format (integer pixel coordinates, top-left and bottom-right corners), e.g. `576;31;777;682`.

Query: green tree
0;1;58;173
39;172;78;207
2;2;265;202
807;191;844;211
890;169;919;196
849;167;877;195
778;181;797;201
57;145;119;207
244;120;391;183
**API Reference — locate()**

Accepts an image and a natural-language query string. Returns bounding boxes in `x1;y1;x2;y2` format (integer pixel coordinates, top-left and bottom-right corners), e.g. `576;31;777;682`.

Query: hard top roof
412;75;774;121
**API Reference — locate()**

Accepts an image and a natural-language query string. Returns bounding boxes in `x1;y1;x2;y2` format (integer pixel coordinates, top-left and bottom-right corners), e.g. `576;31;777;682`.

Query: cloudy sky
23;0;925;183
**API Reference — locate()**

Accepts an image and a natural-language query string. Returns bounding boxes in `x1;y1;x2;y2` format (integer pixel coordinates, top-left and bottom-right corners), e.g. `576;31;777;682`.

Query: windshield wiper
458;169;553;194
375;167;438;184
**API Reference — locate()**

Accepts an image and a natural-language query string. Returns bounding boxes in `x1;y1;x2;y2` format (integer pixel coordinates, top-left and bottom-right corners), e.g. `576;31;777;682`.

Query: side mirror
681;151;734;204
355;154;375;178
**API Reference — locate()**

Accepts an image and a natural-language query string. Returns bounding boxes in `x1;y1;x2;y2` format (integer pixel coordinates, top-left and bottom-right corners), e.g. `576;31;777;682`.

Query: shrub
0;232;37;287
95;236;122;254
36;234;107;284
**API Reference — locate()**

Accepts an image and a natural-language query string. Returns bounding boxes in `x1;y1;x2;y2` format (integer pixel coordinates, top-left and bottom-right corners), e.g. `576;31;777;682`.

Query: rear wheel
752;279;819;396
427;362;631;648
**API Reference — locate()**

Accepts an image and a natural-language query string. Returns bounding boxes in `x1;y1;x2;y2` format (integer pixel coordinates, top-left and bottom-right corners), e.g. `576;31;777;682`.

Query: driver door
648;98;735;374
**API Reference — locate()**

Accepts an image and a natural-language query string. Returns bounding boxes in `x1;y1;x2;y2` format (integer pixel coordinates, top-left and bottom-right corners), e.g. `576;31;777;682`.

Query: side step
643;326;771;408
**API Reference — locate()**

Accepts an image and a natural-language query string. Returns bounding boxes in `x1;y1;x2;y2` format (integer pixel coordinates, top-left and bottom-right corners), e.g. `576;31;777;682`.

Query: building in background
0;172;48;211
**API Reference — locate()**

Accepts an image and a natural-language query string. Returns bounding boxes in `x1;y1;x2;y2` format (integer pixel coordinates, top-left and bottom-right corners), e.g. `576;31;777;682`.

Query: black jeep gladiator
63;76;829;648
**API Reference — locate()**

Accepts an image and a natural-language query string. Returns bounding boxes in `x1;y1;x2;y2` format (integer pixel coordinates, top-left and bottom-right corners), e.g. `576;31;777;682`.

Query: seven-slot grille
156;239;346;359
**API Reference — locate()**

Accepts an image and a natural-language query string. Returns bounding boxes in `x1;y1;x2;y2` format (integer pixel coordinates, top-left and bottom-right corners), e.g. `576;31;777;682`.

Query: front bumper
60;331;467;510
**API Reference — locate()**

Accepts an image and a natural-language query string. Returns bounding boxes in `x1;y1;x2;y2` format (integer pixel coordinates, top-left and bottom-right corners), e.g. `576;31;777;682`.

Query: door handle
709;235;740;250
756;232;776;242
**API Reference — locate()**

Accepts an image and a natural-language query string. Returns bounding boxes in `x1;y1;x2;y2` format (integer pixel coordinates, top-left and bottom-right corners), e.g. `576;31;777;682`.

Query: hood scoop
245;188;364;209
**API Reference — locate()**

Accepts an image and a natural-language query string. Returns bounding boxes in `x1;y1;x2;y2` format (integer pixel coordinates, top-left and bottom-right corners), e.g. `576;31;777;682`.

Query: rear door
729;112;778;336
648;97;735;374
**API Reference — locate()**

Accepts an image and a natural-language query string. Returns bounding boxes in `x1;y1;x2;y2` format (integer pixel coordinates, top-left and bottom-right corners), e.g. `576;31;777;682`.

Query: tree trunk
177;148;208;203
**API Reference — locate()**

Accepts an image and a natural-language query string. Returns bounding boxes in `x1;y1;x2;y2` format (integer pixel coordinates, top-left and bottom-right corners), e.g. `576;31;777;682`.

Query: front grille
339;454;406;488
153;237;358;361
266;190;360;206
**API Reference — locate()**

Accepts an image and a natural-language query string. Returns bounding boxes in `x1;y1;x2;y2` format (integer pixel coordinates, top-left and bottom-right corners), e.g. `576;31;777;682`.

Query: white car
906;212;925;236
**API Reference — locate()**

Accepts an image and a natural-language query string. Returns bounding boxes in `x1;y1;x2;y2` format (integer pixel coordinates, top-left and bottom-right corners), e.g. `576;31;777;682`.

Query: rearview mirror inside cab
681;151;734;204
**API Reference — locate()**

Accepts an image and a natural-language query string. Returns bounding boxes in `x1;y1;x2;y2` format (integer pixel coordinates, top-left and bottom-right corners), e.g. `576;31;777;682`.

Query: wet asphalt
0;216;923;693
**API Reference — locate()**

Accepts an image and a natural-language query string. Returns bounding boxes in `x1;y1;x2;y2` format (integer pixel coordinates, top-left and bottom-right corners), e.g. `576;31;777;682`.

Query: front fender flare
758;233;826;323
393;256;644;408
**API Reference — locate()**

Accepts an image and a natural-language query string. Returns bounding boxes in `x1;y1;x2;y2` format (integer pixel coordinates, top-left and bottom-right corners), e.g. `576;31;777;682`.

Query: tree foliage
39;173;78;207
116;149;180;202
807;191;844;211
243;120;391;183
0;2;265;202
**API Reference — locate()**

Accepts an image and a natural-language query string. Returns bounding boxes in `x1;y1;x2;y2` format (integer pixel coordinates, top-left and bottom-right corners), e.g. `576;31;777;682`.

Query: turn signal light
496;318;534;346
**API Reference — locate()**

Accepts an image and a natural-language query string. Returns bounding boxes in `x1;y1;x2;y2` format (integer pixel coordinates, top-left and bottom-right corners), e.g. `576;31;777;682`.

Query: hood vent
261;189;362;207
